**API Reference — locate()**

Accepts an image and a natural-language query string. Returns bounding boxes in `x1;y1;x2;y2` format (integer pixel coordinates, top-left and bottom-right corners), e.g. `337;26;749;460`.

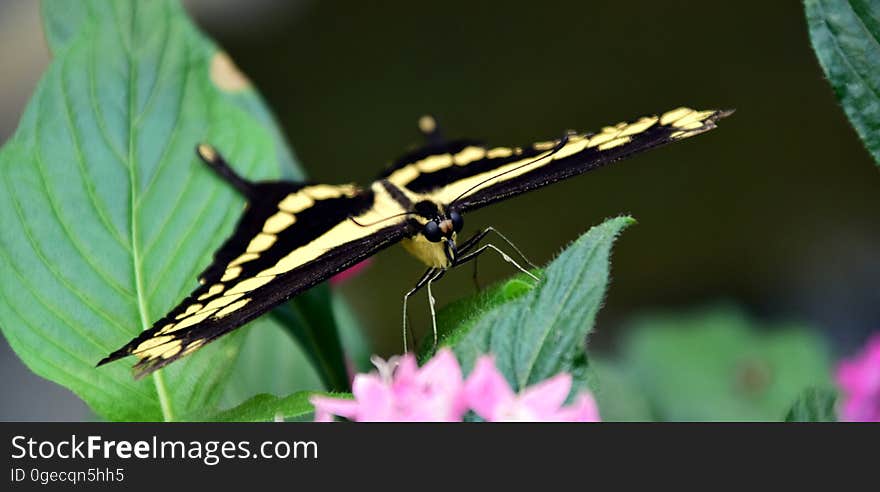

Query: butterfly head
402;200;464;268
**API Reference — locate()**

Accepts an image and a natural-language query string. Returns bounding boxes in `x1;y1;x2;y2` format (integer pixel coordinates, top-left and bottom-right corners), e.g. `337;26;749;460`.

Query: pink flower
329;259;372;286
311;349;466;422
464;356;600;422
311;349;601;422
836;333;880;422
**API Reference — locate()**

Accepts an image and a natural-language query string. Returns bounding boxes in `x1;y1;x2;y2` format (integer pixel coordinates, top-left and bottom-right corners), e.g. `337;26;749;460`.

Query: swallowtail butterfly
99;107;731;377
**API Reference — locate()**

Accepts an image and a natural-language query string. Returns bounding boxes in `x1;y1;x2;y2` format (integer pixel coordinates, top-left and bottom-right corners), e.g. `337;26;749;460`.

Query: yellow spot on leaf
210;52;250;92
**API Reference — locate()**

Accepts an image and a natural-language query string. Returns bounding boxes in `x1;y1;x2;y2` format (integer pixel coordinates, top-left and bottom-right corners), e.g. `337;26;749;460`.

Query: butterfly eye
449;210;463;232
423;221;442;242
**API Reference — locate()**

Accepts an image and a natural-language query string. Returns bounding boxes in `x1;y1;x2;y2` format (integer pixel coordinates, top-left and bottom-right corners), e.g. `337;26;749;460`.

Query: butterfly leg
455;227;539;285
453;242;539;283
402;268;438;353
425;269;447;350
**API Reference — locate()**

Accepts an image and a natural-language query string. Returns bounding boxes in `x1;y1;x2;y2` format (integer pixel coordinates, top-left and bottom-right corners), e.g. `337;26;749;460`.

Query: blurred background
1;0;878;419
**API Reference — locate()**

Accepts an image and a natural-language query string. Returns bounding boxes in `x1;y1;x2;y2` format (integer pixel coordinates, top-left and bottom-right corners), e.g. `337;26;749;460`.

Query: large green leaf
805;0;880;166
332;292;372;373
0;0;331;421
784;387;838;422
442;217;633;391
618;306;832;421
198;392;317;423
219;318;325;410
417;270;539;362
270;284;349;392
584;358;655;421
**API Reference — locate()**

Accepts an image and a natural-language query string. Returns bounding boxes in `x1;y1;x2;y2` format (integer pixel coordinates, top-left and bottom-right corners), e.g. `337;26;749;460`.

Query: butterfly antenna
349;212;415;228
449;135;569;206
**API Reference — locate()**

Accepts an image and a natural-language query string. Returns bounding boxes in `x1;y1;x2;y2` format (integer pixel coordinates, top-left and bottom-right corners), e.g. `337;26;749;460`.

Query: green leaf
198;392;317;422
618;306;832;421
417;269;540;361
805;0;880;165
584;358;655;422
0;0;327;421
785;387;838;422
270;284;350;392
445;216;634;391
219;318;325;410
332;293;372;373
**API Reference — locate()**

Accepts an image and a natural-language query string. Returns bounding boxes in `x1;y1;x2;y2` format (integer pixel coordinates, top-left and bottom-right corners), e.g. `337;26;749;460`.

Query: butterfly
99;106;732;378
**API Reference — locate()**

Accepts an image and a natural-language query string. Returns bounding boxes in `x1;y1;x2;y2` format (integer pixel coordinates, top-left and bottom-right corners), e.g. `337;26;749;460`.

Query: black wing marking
379;114;487;181
384;107;732;212
99;145;411;378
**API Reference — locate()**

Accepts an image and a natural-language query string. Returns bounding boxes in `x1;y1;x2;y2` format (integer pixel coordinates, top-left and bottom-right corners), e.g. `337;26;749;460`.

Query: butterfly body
99;107;732;377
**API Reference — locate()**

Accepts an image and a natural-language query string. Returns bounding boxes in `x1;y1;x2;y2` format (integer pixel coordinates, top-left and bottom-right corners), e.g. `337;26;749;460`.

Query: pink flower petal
464;356;515;421
414;349;467;420
310;395;359;422
315;349;603;423
835;333;880;422
394;354;419;385
329;259;372;286
517;373;573;417
352;374;394;421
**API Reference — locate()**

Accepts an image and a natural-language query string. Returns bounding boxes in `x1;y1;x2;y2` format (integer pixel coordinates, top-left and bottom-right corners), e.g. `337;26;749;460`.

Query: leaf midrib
515;225;612;389
116;1;173;421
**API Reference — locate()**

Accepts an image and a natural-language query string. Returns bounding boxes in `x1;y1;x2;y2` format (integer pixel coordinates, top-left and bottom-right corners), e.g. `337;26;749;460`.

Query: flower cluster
310;349;600;422
836;333;880;422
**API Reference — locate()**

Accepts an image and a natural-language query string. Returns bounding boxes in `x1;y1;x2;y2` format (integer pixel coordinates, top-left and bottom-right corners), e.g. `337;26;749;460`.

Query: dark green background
202;0;880;354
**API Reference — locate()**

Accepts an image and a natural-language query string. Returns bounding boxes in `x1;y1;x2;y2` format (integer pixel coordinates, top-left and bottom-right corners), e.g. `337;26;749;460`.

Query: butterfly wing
100;178;411;378
384;107;732;212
